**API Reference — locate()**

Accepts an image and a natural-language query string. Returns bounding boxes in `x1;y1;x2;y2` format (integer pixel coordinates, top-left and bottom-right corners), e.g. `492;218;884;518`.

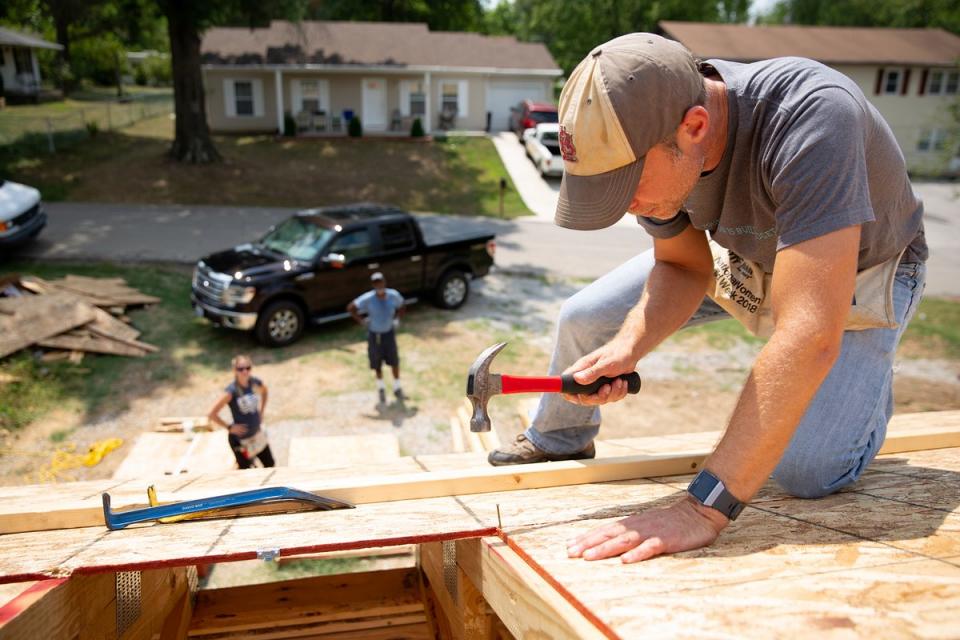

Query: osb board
287;433;401;468
0;294;96;358
112;432;236;479
499;448;960;639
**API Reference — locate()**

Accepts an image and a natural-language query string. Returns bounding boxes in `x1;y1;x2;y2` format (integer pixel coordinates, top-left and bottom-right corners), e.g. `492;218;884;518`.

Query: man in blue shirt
348;272;406;404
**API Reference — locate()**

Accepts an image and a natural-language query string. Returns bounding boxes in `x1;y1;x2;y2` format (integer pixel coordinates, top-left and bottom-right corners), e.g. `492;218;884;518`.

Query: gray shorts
367;330;399;369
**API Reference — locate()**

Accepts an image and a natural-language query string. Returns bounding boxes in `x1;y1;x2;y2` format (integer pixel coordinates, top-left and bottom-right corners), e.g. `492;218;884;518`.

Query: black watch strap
687;470;745;521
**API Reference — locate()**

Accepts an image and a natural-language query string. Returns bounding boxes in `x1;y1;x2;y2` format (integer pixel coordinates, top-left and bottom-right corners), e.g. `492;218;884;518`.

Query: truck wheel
255;300;305;347
435;270;469;309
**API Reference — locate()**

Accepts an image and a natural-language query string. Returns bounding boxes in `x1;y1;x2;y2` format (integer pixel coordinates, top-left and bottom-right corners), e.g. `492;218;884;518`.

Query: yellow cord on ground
33;438;124;482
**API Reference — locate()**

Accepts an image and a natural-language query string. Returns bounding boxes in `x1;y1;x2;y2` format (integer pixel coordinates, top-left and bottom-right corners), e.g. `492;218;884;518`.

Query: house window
882;69;902;95
947;71;960;95
441;82;459;115
13;48;32;74
917;128;951;153
926;70;959;95
234;81;254;116
409;82;425;116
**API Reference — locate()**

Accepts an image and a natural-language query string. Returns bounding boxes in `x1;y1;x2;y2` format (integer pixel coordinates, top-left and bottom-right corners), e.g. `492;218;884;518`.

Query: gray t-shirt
638;57;927;273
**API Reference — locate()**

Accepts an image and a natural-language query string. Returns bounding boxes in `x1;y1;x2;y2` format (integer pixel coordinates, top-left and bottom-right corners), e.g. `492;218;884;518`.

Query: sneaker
378;389;387;405
394;388;404;401
487;433;596;466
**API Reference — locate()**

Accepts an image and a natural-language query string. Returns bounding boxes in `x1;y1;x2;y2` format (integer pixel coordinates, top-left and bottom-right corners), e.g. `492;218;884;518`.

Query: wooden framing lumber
287;434;401;468
476;537;607;640
187;568;426;637
3;413;960;534
0;567;192;640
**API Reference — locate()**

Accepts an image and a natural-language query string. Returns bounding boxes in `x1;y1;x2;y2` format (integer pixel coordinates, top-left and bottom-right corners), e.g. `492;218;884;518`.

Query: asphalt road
7;181;959;296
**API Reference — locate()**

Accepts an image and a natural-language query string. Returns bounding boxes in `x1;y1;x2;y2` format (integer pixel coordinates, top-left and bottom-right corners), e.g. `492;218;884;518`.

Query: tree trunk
164;0;221;164
50;1;72;95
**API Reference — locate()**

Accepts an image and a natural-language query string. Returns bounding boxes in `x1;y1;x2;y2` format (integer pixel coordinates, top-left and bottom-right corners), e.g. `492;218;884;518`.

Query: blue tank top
226;376;262;435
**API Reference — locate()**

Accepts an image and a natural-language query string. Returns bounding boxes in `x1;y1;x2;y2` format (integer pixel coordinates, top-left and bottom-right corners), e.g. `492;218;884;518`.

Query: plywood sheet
0;294;96;358
287;433;400;468
112;432;236;479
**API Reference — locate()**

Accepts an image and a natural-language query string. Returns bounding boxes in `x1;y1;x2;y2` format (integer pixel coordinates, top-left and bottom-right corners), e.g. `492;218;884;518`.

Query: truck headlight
223;285;256;306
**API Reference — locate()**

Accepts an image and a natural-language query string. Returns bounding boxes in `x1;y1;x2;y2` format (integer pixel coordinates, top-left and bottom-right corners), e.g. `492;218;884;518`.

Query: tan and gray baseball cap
555;33;702;230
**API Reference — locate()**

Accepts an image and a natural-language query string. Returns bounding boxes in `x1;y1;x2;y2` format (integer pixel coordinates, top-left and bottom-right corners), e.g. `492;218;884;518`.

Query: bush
71;35;128;86
410;117;424;138
348;116;363;138
283;112;296;137
140;55;172;86
85;121;100;137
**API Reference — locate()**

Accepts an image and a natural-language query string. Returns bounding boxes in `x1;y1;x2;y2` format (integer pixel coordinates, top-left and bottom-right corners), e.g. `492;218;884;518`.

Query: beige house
200;21;561;136
0;26;62;102
660;21;960;175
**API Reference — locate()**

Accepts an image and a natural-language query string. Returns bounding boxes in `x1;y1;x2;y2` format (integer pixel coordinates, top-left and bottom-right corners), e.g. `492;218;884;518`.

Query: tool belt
239;428;269;460
706;238;904;338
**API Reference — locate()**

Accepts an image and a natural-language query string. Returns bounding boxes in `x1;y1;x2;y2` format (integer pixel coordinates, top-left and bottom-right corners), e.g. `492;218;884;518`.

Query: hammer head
466;342;506;432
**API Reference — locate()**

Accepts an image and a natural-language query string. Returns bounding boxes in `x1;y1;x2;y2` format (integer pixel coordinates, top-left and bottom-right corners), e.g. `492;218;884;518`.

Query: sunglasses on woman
235;365;251;372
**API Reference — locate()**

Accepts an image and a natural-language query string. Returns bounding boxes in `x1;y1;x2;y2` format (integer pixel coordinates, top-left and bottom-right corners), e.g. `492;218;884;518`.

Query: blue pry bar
102;487;354;530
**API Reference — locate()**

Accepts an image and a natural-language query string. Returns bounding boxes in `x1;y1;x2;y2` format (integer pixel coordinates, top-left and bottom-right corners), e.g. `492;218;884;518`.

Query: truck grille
193;264;230;304
11;204;39;227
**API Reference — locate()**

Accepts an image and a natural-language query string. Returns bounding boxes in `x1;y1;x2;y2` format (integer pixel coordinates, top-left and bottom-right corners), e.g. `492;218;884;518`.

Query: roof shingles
201;20;559;70
659;21;960;66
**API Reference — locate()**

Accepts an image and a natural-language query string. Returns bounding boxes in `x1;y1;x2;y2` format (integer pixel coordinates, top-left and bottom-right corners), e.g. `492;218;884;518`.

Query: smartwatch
687;470;745;520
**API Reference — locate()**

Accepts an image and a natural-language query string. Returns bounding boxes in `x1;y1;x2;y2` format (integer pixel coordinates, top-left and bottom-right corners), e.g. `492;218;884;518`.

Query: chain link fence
0;93;173;155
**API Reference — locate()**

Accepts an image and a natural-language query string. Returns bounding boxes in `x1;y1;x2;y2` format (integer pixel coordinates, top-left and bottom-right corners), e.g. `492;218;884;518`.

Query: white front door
362;78;388;130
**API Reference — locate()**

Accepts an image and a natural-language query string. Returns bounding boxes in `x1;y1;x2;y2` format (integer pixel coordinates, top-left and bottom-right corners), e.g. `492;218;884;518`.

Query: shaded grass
900;297;960;359
0;116;531;217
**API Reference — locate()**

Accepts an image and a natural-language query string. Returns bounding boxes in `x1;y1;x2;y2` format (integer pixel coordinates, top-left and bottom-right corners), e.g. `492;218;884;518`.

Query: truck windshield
260;218;334;261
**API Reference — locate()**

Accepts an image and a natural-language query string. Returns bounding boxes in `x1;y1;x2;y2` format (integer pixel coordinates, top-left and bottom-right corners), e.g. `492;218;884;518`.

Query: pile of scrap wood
0;274;160;361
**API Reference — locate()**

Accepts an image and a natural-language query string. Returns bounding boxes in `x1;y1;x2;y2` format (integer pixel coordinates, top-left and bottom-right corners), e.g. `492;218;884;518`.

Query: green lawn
0;261;546;435
0;112;531;218
0;87;173;153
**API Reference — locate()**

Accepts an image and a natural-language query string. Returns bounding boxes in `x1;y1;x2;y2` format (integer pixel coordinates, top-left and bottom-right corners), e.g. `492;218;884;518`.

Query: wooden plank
187;568;423;636
450;416;466;453
86;325;158;353
0;449;710;534
0;294;96;359
0;573;115;639
457;404;486;453
112;432;235;479
5;413;960;534
38;330;149;357
420;542;463;638
288;434;401;468
479;537;607;640
277;544;416;565
90;306;140;341
53;275;161;307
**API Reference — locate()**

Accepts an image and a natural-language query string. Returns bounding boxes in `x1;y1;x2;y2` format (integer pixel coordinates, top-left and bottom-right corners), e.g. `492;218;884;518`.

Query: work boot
487;433;595;466
394;387;404;401
378;389;387;405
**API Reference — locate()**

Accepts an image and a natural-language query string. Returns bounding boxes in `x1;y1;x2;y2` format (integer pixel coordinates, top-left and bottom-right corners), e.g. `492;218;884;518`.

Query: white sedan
0;179;46;249
522;123;564;177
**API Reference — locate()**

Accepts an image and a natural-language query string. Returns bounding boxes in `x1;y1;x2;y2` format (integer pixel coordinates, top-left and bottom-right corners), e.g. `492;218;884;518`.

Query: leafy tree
158;0;306;164
483;0;753;75
305;0;485;32
756;0;960;34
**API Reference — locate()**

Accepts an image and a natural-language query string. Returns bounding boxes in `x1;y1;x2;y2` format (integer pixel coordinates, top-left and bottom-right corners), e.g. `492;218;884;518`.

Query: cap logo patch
559;126;578;162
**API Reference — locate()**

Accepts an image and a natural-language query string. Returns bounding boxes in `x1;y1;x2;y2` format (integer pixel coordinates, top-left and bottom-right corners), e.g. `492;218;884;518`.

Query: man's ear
678;105;709;145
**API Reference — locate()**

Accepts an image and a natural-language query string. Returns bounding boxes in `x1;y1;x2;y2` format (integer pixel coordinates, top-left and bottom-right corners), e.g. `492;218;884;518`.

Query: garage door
486;80;547;131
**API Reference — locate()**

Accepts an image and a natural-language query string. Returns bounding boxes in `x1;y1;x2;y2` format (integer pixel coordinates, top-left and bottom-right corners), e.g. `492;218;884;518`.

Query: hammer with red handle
466;342;641;432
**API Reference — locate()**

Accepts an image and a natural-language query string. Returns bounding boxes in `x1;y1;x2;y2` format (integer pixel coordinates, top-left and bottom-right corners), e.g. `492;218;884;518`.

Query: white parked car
0;180;46;249
523;123;564;177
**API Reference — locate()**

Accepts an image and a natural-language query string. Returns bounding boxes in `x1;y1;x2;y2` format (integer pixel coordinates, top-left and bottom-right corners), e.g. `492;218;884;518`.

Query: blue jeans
524;249;926;498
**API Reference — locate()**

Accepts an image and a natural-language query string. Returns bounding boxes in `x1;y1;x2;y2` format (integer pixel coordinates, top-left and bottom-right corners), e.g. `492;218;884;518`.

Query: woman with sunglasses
208;355;274;469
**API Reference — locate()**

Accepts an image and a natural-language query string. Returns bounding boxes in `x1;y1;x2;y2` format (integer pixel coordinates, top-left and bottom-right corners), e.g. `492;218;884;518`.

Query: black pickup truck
192;203;496;347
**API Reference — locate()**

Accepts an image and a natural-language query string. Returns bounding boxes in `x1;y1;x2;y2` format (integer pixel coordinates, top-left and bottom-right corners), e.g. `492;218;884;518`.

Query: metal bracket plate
116;571;142;637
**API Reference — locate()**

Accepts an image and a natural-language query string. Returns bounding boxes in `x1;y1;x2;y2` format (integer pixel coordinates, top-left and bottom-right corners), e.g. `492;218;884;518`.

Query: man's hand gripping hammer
466;342;641;432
